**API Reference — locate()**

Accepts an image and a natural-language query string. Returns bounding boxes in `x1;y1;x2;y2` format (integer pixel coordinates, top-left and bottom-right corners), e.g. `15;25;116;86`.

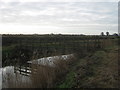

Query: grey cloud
0;1;118;34
0;2;117;24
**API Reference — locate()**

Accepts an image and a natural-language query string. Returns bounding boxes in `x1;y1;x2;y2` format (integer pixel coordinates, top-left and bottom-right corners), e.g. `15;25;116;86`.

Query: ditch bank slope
57;43;119;88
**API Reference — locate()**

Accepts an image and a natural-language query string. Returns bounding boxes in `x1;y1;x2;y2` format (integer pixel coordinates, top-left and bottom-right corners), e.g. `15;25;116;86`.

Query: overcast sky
0;0;118;35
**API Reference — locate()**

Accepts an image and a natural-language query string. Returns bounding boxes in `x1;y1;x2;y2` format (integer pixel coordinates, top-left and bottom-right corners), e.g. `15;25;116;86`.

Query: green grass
57;72;75;88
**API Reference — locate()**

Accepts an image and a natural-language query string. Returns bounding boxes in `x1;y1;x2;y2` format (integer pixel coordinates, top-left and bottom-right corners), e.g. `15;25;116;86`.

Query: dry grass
74;45;119;88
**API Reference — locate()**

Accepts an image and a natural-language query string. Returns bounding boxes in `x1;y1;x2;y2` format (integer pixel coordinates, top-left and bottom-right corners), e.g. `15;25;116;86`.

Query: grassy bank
57;40;119;88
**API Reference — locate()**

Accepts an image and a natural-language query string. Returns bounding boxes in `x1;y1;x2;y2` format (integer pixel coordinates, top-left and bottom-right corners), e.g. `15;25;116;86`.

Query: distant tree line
101;32;119;36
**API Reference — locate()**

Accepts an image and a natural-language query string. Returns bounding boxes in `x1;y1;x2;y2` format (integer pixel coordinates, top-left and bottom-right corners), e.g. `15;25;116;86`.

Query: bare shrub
54;58;68;77
30;63;56;88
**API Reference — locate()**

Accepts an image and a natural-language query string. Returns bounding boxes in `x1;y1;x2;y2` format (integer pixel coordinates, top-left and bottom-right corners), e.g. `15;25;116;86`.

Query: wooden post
25;66;27;75
14;66;16;73
19;65;21;74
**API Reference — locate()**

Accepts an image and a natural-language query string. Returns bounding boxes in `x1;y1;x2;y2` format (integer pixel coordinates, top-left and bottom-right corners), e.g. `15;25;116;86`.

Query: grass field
2;34;119;88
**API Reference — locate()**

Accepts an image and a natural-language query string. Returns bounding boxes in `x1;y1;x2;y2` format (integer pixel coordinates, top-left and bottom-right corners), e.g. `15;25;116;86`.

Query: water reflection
1;66;31;88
